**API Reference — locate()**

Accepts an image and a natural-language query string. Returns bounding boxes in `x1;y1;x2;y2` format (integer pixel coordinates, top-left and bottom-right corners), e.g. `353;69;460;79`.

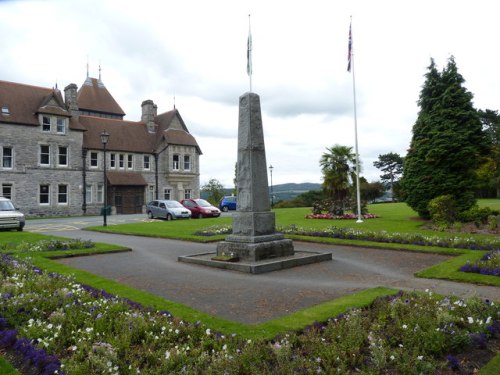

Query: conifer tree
402;57;486;218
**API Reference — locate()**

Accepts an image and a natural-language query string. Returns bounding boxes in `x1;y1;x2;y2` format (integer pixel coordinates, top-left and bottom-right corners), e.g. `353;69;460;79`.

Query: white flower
402;324;408;329
206;328;211;336
165;350;171;359
390;355;395;360
417;356;423;360
467;317;474;324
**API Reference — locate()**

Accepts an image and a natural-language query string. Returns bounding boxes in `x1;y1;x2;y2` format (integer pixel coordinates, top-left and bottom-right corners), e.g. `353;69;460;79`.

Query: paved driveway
40;228;500;324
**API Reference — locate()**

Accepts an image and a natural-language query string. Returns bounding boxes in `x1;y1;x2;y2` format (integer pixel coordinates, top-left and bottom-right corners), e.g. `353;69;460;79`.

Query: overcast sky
1;0;499;187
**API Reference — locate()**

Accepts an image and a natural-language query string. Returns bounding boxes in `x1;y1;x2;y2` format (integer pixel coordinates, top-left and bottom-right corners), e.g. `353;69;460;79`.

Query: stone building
0;75;201;217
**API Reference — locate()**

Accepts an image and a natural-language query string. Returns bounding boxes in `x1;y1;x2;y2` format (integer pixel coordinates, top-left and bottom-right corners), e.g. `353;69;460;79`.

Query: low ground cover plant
0;254;498;374
460;250;500;276
0;238;94;253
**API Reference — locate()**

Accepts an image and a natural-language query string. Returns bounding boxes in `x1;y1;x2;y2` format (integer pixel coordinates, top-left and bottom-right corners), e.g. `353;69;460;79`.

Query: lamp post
269;164;274;209
100;130;110;226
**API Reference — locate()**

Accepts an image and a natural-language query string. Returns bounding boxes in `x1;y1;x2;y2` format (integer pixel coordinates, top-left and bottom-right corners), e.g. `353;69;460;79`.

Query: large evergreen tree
402;57;487;218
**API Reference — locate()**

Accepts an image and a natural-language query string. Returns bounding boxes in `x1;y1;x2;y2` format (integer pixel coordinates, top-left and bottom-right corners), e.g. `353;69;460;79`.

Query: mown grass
0;357;20;375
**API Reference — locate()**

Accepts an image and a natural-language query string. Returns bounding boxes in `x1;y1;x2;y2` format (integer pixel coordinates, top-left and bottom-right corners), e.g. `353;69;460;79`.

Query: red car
180;198;221;219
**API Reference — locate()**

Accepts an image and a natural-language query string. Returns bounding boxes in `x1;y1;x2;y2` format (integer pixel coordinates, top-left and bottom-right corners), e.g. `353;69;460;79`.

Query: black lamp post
100;130;110;226
269;164;274;209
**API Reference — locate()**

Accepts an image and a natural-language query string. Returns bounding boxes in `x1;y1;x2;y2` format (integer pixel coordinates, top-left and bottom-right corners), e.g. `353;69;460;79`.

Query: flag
347;21;352;72
247;25;252;76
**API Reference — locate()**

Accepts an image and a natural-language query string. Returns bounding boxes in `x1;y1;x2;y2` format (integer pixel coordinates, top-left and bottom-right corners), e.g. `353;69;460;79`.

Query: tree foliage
373;152;404;201
402;57;487;218
319;145;358;214
201;178;225;205
477;109;500;197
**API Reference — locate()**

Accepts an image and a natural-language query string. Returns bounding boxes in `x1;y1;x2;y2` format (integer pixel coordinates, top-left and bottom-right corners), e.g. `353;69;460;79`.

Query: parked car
180;198;221;218
0;197;25;231
146;200;192;220
219;196;237;212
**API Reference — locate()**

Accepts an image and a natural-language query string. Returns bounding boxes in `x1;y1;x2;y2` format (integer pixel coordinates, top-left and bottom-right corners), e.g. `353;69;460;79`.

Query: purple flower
446;354;460;370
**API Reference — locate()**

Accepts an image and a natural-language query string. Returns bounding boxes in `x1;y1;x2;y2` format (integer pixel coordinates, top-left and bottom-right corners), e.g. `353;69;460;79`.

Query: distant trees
373;152;404;201
477;109;500;198
402;57;487;218
201;178;225;206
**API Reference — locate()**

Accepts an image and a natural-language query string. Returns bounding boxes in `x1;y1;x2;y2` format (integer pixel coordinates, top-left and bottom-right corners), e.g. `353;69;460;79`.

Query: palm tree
319;145;357;214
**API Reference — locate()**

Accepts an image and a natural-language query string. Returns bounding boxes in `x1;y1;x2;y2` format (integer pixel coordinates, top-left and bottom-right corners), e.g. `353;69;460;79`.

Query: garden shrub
428;195;457;226
457;206;494;226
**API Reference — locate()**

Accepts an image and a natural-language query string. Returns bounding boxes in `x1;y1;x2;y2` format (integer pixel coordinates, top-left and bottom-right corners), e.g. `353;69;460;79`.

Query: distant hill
201;183;321;202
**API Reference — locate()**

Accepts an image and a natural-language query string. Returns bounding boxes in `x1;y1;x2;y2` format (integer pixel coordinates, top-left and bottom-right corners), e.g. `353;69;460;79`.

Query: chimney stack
64;83;79;113
141;99;158;133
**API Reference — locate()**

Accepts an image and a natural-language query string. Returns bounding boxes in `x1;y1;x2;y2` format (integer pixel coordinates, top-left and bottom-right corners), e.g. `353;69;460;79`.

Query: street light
269;164;274;209
100;130;110;226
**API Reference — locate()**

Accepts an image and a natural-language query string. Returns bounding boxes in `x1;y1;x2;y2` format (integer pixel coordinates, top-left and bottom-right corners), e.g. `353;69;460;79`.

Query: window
58;184;68;204
90;152;98;168
42;116;51;132
85;184;92;203
184;155;191;171
143;155;150;170
40;145;50;166
2;183;12;199
148;185;155;201
58;146;68;166
119;154;124;169
184;189;191;199
163;189;171;200
2;147;13;168
110;154;116;168
56;118;66;134
96;184;104;203
39;184;50;204
127;154;133;169
1;106;9;115
173;154;179;170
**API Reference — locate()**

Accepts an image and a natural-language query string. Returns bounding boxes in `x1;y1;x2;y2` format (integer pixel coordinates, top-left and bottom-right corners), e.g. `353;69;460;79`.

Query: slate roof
106;171;147;186
0;80;82;128
77;77;125;116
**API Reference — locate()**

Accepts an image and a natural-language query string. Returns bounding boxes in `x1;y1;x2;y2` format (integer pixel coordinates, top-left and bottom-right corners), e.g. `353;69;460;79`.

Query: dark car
219;196;237;212
180;198;221;218
146;200;192;220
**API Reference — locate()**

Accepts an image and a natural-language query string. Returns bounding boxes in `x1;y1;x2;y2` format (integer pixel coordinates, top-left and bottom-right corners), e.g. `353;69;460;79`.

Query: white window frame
42;116;51;132
173;154;179;170
39;184;50;205
2;146;13;169
184;189;191;199
148;185;155;201
58;146;68;167
127;154;133;169
143;155;150;170
119;154;124;169
110;153;116;169
57;184;68;205
96;184;104;203
183;155;191;171
90;152;98;168
85;184;92;204
1;183;13;199
163;188;171;200
40;145;50;166
56;117;66;134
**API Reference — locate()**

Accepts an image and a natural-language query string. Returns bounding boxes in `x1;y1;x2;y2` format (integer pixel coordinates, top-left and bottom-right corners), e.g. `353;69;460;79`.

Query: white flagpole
247;14;253;92
348;17;363;223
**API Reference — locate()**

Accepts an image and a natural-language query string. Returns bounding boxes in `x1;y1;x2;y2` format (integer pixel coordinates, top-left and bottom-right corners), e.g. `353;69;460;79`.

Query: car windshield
0;201;15;211
195;199;212;207
166;201;183;208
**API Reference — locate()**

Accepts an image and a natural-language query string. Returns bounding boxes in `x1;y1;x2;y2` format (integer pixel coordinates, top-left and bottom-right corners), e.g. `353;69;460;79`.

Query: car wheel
147;211;154;219
222;206;229;212
166;214;173;221
198;213;204;219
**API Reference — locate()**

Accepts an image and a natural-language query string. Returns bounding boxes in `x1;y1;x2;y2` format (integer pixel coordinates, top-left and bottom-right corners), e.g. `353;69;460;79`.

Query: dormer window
1;106;9;115
56;117;66;134
42;116;51;132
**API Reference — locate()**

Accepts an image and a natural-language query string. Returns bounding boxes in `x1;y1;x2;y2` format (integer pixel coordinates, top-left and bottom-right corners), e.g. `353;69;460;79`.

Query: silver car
0;197;25;231
146;200;192;220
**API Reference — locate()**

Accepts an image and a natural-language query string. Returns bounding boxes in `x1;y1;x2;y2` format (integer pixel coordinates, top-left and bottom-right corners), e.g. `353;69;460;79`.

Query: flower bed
278;225;500;251
0;238;94;253
305;213;379;220
0;254;499;374
460;251;500;276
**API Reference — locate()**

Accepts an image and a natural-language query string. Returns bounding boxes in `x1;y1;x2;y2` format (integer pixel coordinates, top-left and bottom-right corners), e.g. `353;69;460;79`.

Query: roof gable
77;77;125;117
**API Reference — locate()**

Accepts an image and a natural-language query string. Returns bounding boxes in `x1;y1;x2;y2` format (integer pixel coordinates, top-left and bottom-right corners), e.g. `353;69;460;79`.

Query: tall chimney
141;99;158;133
64;83;79;113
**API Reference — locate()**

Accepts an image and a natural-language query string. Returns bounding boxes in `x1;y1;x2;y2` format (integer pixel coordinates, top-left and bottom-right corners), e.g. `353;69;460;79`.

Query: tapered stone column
216;92;294;261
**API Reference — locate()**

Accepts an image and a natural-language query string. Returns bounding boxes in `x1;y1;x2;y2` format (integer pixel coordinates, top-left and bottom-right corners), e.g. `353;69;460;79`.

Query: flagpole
349;17;363;223
247;14;252;93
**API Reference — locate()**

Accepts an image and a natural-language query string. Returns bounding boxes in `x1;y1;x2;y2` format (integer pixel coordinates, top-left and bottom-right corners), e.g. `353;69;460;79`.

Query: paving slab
51;230;500;325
